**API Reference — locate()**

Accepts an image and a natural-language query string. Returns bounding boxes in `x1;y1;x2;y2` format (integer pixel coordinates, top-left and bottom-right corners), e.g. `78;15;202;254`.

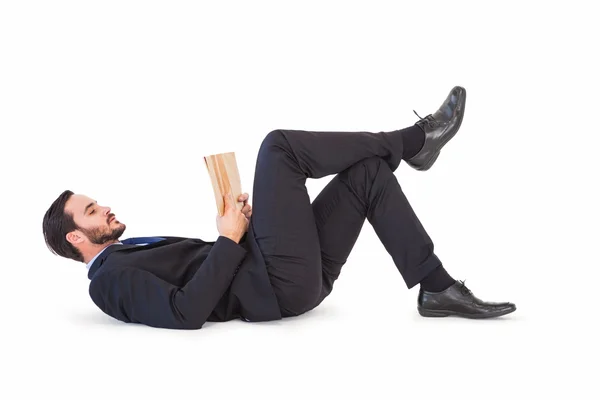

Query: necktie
120;237;166;246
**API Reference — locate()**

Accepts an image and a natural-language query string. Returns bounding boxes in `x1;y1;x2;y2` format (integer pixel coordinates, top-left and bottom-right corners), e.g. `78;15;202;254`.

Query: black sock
401;125;426;160
419;265;455;292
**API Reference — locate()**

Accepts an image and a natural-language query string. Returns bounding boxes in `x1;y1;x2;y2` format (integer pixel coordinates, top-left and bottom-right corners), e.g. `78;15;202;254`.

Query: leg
311;157;442;309
251;126;411;316
251;86;476;317
308;156;517;319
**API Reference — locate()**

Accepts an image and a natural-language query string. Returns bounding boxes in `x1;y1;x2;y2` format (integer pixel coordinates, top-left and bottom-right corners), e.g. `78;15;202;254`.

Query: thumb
223;191;234;208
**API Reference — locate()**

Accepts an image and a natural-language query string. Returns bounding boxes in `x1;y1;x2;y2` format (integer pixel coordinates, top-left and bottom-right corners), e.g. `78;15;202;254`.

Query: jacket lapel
87;237;177;279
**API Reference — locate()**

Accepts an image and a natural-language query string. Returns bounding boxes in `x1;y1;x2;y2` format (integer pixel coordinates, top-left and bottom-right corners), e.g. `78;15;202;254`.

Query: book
203;151;244;217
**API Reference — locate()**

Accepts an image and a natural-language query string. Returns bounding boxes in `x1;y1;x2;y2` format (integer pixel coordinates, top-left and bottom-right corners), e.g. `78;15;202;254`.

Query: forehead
66;194;95;215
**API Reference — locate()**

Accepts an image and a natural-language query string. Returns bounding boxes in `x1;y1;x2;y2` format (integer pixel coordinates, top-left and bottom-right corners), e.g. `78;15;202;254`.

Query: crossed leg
311;156;440;309
250;127;440;317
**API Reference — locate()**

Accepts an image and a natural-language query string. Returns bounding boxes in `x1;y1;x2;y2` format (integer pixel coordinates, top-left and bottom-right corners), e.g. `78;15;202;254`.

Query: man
42;86;516;330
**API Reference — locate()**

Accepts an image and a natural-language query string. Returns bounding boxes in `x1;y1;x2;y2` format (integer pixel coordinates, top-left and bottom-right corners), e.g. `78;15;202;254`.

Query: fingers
223;192;250;215
223;191;235;210
226;192;249;203
243;204;252;218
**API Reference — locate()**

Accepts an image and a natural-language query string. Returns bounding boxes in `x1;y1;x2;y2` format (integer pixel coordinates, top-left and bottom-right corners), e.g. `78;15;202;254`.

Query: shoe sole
417;304;516;319
418;88;467;171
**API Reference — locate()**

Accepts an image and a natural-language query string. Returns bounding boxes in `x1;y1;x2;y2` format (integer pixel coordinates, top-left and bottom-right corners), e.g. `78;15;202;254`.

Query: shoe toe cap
495;302;517;314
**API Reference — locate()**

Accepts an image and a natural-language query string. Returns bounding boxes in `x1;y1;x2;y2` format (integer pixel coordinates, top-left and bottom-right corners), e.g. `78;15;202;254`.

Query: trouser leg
251;127;424;316
310;156;441;310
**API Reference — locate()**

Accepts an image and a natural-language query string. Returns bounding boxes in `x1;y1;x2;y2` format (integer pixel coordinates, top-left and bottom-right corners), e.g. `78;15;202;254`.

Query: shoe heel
418;306;449;317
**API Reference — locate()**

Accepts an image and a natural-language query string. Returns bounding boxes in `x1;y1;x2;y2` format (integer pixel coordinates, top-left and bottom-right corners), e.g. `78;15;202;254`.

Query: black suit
89;126;443;329
88;229;282;329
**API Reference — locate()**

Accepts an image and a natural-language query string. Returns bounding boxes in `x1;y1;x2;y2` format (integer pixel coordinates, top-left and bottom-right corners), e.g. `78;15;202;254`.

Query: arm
89;235;247;329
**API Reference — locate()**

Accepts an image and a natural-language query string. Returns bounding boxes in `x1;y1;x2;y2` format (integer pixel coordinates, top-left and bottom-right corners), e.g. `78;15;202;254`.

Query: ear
66;231;84;246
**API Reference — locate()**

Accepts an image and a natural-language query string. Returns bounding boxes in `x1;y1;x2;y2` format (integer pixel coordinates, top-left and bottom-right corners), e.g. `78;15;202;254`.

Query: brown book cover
203;151;244;217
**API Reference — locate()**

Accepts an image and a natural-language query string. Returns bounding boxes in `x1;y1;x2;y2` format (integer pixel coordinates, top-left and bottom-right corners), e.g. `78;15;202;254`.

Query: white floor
7;226;596;400
3;1;599;398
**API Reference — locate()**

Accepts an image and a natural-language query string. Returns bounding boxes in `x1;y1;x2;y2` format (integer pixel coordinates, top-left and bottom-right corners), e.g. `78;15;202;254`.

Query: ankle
419;265;455;292
401;125;425;160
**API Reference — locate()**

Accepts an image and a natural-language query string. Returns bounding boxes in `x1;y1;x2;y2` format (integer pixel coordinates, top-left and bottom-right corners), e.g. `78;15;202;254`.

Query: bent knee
353;156;392;175
260;129;287;150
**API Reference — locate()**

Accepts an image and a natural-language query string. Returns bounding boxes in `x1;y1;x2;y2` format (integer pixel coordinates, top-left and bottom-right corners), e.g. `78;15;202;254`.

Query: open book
204;152;244;217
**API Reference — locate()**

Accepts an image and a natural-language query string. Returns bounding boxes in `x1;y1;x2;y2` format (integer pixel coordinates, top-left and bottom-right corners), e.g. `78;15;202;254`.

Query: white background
1;0;598;399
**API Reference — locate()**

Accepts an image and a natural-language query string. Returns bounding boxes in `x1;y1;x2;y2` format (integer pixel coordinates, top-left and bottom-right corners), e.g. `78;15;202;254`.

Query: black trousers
250;127;442;317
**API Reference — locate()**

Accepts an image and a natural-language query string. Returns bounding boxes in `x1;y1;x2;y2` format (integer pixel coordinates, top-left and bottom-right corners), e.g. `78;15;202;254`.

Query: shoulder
88;266;136;323
89;266;132;302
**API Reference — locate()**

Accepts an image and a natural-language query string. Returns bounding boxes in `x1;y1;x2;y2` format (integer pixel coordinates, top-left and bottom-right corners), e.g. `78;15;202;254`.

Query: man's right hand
216;191;249;244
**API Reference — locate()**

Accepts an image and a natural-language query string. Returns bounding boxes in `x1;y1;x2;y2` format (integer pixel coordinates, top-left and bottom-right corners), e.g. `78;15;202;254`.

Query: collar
86;237;175;280
85;242;123;271
87;243;142;280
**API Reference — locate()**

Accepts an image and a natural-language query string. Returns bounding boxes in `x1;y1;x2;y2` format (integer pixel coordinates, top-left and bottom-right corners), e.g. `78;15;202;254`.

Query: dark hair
42;190;84;263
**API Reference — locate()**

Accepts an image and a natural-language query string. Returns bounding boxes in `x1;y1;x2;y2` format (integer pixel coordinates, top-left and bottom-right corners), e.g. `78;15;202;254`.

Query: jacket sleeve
89;235;247;329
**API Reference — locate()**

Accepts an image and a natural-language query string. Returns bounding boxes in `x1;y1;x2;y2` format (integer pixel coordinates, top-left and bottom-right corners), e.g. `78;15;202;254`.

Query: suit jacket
88;222;282;329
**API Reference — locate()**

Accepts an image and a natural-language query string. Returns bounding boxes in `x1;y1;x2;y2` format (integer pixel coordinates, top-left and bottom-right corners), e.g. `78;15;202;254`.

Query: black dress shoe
417;280;516;319
406;86;467;171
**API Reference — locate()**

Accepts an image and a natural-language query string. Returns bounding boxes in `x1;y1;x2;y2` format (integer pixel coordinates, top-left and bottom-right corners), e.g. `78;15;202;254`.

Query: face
65;194;126;246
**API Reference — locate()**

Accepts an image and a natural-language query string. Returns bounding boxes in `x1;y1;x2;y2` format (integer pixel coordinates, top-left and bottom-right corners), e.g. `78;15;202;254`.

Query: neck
82;240;120;264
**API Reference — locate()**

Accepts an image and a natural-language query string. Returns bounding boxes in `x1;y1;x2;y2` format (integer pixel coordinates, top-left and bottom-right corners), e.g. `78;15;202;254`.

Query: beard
81;221;127;245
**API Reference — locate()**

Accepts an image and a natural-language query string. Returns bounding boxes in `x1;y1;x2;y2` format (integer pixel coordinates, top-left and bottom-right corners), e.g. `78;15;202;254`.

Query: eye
90;210;95;214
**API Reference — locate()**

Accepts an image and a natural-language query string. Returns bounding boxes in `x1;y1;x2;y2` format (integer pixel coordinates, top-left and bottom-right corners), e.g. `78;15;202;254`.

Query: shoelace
458;279;473;296
413;110;438;128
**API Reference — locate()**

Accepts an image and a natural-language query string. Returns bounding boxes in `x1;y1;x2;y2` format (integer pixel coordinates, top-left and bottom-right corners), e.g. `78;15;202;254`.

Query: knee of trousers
339;156;395;196
259;129;289;154
353;156;393;177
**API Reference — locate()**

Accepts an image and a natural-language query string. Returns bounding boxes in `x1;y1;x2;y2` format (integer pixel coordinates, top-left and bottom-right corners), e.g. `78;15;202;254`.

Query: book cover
203;152;244;216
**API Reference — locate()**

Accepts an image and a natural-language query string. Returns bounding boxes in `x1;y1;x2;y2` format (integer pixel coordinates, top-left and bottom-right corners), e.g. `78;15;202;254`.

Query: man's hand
216;191;249;243
238;193;252;220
